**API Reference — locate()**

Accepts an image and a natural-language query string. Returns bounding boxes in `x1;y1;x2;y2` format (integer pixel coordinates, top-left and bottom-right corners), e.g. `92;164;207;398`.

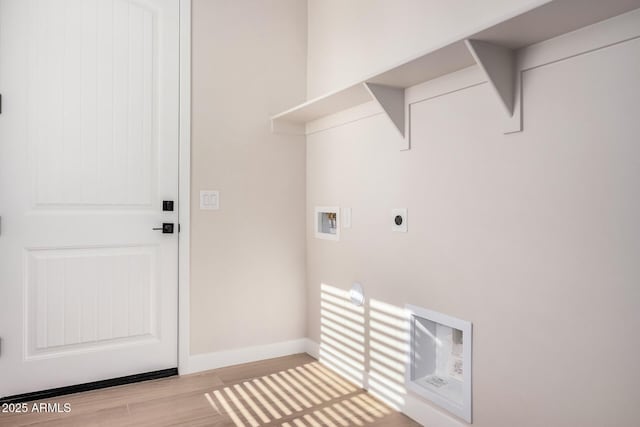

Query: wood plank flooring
0;354;420;427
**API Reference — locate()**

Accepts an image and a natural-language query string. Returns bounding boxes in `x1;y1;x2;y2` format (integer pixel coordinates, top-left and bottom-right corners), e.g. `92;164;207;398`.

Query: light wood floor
0;354;420;427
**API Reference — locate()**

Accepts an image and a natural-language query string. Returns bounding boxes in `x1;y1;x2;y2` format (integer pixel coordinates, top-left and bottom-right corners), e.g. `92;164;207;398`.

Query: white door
0;0;180;397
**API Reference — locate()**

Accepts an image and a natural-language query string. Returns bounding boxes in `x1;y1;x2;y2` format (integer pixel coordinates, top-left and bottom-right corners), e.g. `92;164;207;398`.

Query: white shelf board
271;0;640;132
271;83;370;133
473;0;640;48
367;41;474;89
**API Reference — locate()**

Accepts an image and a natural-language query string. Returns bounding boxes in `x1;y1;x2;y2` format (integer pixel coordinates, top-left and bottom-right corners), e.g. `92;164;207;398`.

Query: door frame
178;0;191;375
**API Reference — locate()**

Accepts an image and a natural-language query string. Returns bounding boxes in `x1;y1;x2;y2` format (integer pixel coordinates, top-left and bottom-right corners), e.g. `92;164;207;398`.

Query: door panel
29;0;155;207
25;246;158;358
0;0;179;397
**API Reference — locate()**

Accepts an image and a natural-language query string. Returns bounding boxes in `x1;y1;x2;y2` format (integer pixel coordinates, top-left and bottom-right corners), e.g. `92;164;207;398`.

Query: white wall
306;0;548;97
190;0;307;356
306;24;640;427
188;4;640;425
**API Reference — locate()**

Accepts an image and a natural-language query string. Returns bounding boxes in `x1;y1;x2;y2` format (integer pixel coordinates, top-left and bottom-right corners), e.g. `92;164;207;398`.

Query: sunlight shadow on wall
204;285;414;426
319;283;366;387
367;299;410;409
317;284;413;412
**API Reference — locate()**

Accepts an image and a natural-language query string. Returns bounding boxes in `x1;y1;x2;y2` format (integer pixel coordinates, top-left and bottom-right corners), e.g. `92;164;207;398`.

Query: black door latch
153;223;174;234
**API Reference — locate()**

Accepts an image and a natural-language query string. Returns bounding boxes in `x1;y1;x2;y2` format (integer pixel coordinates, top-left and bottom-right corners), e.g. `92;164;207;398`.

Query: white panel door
0;0;179;397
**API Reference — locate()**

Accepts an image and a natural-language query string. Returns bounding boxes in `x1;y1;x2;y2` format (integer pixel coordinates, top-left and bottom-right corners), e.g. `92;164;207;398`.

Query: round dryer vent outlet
350;282;365;306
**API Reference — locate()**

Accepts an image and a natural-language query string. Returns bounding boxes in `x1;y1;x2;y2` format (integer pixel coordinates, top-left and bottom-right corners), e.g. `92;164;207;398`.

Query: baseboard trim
304;337;320;358
183;338;311;375
0;368;178;404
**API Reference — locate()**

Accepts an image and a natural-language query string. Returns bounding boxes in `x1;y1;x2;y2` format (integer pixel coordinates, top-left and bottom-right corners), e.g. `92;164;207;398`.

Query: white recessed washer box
315;206;339;240
405;305;472;423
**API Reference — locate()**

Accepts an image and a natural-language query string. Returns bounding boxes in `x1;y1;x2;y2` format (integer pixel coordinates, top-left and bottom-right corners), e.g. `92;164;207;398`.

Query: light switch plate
392;208;407;232
200;190;219;210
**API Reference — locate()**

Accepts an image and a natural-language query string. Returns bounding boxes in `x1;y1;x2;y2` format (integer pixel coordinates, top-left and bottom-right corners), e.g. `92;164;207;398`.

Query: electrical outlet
392;208;408;232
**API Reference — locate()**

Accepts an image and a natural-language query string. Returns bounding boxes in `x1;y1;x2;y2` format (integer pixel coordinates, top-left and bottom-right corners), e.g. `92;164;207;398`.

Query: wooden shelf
271;0;640;147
